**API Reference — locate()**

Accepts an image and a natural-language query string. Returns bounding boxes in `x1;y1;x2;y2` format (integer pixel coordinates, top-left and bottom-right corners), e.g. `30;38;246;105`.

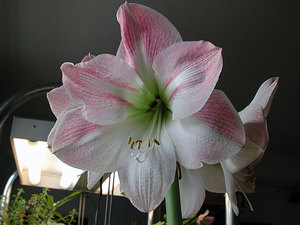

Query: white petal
54;115;150;174
167;90;245;168
118;123;176;212
47;85;79;118
222;140;264;173
199;163;226;193
179;167;206;218
87;171;103;190
220;165;239;215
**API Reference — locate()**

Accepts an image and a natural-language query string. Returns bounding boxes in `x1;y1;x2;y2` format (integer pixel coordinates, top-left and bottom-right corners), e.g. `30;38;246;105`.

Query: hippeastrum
47;3;245;213
178;77;278;218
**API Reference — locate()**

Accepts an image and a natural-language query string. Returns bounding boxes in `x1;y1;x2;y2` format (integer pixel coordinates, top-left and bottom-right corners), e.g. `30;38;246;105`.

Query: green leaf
55;191;81;208
53;211;65;221
48;195;54;207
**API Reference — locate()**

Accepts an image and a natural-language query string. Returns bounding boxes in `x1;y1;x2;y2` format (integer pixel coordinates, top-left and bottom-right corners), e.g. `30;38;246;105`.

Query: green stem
165;170;182;225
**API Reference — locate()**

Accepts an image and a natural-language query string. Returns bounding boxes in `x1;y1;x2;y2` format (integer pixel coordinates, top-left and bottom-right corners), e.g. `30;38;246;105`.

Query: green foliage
0;188;79;225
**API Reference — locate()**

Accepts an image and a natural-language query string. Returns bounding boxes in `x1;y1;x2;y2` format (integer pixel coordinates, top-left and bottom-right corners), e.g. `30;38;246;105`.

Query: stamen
152;138;160;145
149;100;158;109
129;107;163;163
127;136;132;145
130;140;135;149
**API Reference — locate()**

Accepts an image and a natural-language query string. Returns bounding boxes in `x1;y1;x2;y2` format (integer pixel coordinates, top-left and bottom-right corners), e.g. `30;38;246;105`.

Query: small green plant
0;188;79;225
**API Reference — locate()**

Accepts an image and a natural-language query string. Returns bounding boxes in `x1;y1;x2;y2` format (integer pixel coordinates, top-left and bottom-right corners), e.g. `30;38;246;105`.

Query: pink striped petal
81;53;95;62
179;167;206;218
61;54;143;125
153;41;222;119
117;3;182;74
47;86;79;118
48;106;100;154
237;78;279;165
167;90;245;168
238;77;278;150
53;118;135;173
47;55;96;119
249;77;279;117
53;114;157;178
118;124;176;212
239;104;268;150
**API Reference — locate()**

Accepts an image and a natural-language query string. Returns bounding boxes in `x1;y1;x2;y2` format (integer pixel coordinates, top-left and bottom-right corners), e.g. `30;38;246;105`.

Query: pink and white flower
179;77;278;217
47;3;245;213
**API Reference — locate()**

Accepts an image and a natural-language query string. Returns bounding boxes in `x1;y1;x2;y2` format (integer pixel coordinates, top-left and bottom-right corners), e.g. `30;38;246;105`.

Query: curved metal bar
0;82;60;129
0;83;60;216
0;170;19;222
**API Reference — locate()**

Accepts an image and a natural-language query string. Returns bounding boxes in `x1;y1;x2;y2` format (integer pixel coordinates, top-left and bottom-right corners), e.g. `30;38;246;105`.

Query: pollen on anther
152;138;160;145
149;100;158;109
127;136;132;145
130;140;135;149
147;139;150;147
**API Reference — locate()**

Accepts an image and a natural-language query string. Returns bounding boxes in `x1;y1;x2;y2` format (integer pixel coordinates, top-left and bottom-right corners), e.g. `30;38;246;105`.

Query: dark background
1;0;299;224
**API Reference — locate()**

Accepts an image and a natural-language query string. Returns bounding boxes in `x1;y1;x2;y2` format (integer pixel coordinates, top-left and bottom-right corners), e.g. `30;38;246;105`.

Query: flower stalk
165;170;182;225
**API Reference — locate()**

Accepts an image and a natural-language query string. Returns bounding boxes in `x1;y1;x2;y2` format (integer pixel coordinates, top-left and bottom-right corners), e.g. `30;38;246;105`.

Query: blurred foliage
0;188;79;225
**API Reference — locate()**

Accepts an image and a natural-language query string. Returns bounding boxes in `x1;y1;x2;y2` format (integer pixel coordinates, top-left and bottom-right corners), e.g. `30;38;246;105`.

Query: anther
152;138;160;145
135;140;143;143
155;94;160;100
137;142;141;150
149;100;158;109
147;139;151;147
130;140;135;149
127;136;132;145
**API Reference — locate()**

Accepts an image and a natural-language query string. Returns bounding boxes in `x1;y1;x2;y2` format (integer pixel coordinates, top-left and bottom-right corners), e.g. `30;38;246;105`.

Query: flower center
126;93;169;162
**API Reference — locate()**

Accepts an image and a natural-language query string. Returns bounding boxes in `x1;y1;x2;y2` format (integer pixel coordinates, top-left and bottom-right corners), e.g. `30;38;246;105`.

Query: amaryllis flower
179;77;278;217
47;3;245;213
